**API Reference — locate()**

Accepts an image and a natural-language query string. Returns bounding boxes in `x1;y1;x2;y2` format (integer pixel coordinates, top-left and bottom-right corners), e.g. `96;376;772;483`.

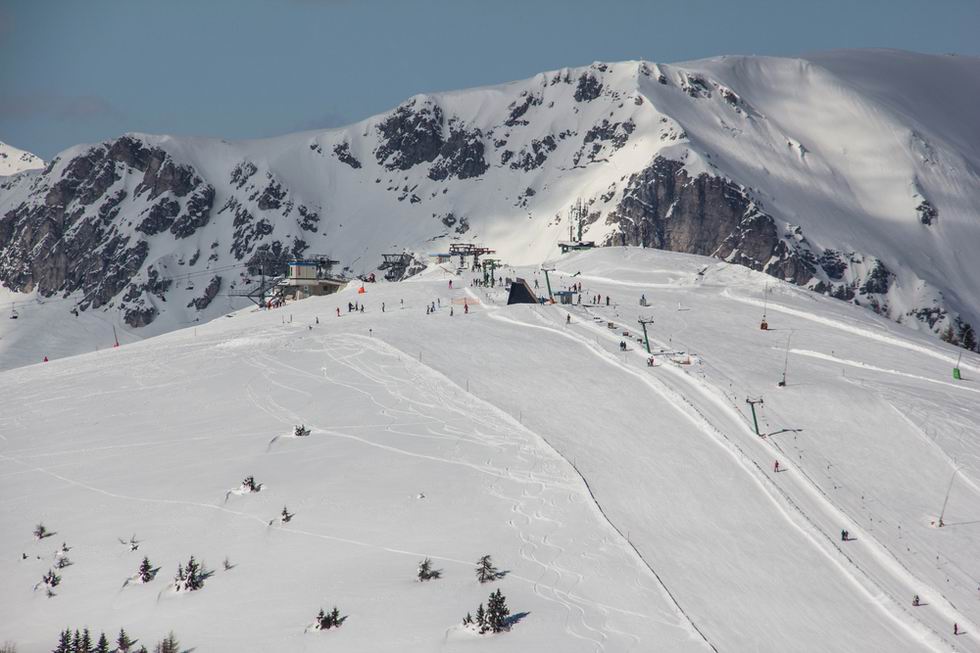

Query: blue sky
2;0;978;159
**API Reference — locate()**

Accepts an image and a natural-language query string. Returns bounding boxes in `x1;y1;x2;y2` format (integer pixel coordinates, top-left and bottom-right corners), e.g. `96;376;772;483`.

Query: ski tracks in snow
502;300;972;652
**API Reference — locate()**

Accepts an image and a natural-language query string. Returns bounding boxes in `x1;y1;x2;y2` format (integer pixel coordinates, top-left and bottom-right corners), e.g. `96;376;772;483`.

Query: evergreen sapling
417;557;441;581
475;554;501;583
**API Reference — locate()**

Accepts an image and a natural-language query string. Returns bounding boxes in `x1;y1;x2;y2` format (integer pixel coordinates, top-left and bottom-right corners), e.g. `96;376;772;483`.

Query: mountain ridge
1;49;977;367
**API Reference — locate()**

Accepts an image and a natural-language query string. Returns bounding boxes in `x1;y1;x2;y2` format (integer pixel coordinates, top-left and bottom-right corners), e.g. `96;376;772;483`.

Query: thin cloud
0;93;125;123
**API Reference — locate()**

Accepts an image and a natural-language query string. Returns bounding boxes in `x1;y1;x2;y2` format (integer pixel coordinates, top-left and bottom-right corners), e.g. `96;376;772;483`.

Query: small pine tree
34;523;48;539
182;556;205;590
53;629;71;653
959;320;978;351
94;633;110;653
487;589;511;633
138;557;154;583
417;557;441;581
56;556;72;569
462;612;473;626
475;555;499;583
281;506;293;522
242;476;260;492
153;632;179;653
941;323;959;345
71;630;82;653
80;630;92;653
314;607;344;630
475;603;487;633
116;628;137;652
42;569;61;588
223;556;233;571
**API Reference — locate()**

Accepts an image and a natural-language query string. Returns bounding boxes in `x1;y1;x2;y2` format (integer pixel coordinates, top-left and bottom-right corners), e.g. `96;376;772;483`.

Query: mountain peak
0;140;44;176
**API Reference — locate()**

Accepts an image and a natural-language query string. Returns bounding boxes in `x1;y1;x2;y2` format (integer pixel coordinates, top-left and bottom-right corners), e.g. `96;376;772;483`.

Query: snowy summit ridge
0;140;44;176
0;49;978;363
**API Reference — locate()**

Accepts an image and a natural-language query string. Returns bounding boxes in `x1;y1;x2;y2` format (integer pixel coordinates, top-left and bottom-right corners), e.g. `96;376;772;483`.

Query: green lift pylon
746;397;764;436
541;266;555;303
482;258;500;287
638;317;655;354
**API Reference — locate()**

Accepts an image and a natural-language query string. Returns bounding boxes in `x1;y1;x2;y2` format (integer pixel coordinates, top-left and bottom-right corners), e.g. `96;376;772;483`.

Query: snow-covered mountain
3;248;979;651
1;49;978;369
0;140;44;176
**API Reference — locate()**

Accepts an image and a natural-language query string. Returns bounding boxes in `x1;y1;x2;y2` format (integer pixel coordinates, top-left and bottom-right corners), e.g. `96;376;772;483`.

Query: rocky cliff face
1;52;977;351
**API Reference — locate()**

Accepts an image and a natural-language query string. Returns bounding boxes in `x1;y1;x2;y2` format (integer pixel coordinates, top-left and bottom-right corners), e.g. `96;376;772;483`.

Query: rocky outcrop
574;73;603;102
607;157;816;285
375;98;445;171
0;136;212;311
428;122;488;181
187;275;222;310
333;142;361;169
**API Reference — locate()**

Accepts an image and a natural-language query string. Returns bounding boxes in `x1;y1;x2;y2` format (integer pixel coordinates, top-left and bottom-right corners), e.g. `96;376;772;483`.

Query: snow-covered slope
1;50;978;371
0;140;44;176
2;247;979;651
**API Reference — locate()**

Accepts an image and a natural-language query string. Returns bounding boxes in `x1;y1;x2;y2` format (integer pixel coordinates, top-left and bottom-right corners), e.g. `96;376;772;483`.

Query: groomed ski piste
1;247;978;652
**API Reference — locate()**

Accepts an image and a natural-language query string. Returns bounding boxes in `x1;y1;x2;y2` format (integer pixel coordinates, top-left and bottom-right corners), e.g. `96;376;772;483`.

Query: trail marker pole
112;325;120;348
953;352;962;381
746;397;764;436
638;317;655;354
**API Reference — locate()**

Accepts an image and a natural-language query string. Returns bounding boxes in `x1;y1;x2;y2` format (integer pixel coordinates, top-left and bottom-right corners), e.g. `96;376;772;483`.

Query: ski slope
2;247;979;651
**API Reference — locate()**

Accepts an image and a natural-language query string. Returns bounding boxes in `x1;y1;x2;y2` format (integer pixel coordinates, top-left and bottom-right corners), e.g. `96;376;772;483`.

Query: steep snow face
0;50;978;370
0;140;44;176
2;247;979;651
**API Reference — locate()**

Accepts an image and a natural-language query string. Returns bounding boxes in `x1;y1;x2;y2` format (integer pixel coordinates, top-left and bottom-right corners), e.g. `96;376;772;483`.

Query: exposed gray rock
574;73;603;102
606;156;814;285
170;185;215;238
375;98;445;171
428;122;488;181
333;142;361;169
187;275;222;310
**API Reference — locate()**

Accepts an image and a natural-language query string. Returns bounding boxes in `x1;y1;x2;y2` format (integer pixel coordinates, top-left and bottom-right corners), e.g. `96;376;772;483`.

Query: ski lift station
277;257;345;300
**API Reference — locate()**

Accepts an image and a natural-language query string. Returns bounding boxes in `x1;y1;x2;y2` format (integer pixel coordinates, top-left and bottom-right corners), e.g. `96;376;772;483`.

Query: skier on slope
774;460;780;472
464;303;469;315
336;308;340;317
566;315;571;325
912;595;920;607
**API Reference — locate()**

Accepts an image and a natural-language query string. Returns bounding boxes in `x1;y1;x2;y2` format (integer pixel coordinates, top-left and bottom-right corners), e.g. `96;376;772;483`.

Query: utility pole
761;282;769;330
938;467;959;527
638;317;655;354
746;397;764;436
112;325;120;348
541;266;555;303
778;330;794;387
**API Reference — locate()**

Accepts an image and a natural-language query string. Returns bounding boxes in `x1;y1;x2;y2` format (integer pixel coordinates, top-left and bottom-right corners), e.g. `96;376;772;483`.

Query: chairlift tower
746;397;764;436
637;317;655;354
540;266;556;303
